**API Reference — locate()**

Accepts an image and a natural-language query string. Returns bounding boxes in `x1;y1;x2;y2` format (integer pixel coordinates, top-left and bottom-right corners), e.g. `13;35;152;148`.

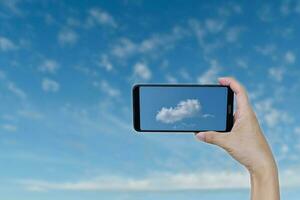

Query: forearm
250;161;280;200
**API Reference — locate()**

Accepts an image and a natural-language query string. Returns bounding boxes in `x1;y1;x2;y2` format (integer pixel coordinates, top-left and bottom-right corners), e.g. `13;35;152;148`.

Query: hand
195;77;280;200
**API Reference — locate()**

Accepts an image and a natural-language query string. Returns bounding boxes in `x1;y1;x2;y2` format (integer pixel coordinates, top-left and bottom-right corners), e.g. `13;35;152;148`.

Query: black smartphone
132;84;234;132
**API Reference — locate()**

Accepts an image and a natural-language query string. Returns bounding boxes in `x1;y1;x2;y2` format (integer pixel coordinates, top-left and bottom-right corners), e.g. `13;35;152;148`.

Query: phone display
132;84;233;132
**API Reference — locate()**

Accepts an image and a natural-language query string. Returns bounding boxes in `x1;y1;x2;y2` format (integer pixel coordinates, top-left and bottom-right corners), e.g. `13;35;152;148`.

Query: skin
195;77;280;200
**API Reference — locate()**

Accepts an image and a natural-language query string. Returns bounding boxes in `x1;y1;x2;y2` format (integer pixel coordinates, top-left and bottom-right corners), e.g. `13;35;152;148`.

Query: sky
0;0;300;199
139;86;228;131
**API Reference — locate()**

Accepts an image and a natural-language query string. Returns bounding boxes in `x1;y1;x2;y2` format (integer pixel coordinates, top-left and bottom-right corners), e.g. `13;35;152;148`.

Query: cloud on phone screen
156;99;201;124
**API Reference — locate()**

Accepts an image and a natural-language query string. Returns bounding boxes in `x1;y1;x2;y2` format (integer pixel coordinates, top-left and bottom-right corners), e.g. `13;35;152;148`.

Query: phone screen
133;85;233;132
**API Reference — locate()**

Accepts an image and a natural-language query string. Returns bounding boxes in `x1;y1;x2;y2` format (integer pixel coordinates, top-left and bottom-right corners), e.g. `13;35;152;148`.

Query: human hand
195;77;276;176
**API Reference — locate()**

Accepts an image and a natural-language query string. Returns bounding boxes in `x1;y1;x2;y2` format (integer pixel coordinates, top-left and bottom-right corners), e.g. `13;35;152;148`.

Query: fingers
195;131;228;148
218;77;250;111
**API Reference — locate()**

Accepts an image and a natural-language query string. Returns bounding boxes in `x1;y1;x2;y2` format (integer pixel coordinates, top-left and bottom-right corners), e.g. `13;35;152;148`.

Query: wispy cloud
18;110;43;120
0;70;27;99
285;51;296;64
93;80;120;97
0;36;17;51
156;99;201;124
165;74;178;83
205;18;225;33
133;62;152;81
1;123;17;132
17;170;250;192
111;26;186;59
58;29;78;45
86;7;117;28
269;67;285;82
7;82;27;99
98;54;113;71
42;78;60;92
255;44;277;60
0;0;22;15
226;26;244;43
257;4;274;22
39;59;59;74
235;58;248;68
16;165;300;192
197;59;221;84
254;98;293;128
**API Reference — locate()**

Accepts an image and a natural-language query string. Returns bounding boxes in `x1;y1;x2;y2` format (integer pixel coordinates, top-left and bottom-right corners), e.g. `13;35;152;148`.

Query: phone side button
228;105;232;114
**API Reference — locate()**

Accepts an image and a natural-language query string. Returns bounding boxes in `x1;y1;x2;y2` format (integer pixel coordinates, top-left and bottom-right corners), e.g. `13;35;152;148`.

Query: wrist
249;159;280;200
249;158;278;182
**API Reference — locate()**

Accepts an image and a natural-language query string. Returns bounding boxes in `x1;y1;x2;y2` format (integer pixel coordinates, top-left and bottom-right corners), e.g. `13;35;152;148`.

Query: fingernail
196;132;205;141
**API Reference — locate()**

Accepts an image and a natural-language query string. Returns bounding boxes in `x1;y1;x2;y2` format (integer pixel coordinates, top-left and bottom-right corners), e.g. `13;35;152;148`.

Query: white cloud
0;36;17;51
66;17;81;27
188;19;224;54
255;44;278;61
202;114;215;118
0;71;27;99
156;99;201;124
294;127;300;135
279;0;299;16
111;27;186;59
18;110;43;120
58;29;78;45
254;99;293;128
285;51;296;64
0;70;5;79
17;166;300;192
205;19;225;33
235;58;248;68
217;3;243;17
111;38;136;58
1;124;17;132
42;78;60;92
179;69;191;80
165;74;177;83
257;4;273;22
255;44;276;57
197;59;221;84
7;82;27;99
226;27;243;43
188;19;205;42
87;8;117;28
39;59;59;74
133;62;152;81
93;80;120;97
268;67;285;82
0;0;22;15
280;2;290;15
17;170;250;192
98;54;113;71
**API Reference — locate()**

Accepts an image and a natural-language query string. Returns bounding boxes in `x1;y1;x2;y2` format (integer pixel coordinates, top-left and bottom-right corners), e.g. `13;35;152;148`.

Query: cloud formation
0;36;17;51
42;78;60;92
133;62;152;81
39;59;59;74
197;59;221;84
58;29;78;45
156;99;201;124
17;168;300;192
17;171;249;192
87;8;117;28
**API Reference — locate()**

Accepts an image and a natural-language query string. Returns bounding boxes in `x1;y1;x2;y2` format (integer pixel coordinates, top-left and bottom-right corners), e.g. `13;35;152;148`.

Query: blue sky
140;86;228;130
0;0;300;199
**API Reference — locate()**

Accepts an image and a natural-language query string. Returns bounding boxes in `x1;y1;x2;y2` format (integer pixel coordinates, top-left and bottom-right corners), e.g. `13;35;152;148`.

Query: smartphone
132;84;234;132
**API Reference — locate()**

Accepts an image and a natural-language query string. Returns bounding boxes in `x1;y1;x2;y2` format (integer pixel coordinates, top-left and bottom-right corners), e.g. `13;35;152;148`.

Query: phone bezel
132;84;234;133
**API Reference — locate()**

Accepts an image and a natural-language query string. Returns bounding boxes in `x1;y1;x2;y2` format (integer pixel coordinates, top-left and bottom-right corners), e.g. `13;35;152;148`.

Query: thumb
195;131;228;148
